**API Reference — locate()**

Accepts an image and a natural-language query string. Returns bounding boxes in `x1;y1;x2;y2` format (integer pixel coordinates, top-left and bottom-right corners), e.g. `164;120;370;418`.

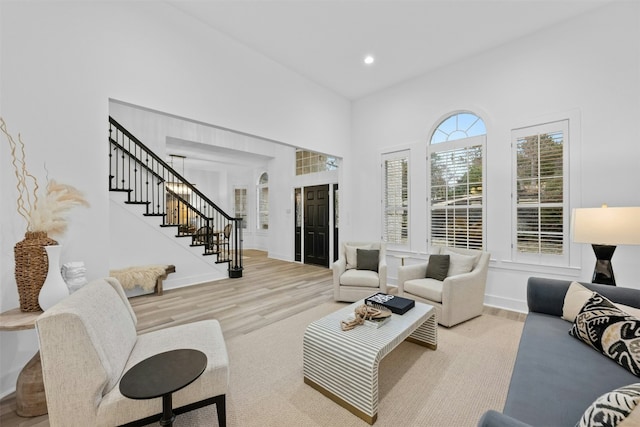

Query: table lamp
571;205;640;286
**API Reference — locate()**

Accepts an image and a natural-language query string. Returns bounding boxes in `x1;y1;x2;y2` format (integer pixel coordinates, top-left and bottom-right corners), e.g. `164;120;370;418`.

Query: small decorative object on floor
61;261;88;293
38;245;69;311
365;293;415;315
340;304;392;331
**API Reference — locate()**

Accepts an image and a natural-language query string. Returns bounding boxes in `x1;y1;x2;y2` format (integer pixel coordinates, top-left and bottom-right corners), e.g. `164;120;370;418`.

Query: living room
1;1;639;426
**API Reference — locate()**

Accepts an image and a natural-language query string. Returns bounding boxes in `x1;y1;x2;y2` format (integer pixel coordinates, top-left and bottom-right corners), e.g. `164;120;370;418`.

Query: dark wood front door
304;185;329;267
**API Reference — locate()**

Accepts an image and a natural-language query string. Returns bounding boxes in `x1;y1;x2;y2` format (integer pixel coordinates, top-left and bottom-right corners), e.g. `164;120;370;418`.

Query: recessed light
364;55;375;65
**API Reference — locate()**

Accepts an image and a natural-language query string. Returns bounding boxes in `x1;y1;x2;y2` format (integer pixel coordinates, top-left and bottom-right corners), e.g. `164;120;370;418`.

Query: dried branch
1;117;88;235
0;118;37;228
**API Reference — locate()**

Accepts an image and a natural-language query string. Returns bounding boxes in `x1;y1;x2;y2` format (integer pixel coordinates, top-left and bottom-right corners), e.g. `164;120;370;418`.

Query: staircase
108;116;243;278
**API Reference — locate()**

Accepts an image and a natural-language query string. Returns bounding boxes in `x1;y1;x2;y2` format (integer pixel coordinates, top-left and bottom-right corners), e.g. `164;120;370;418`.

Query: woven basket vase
14;231;58;312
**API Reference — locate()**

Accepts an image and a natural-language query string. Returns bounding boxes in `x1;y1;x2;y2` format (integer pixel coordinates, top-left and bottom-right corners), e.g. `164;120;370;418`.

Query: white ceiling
169;0;613;100
166;137;272;172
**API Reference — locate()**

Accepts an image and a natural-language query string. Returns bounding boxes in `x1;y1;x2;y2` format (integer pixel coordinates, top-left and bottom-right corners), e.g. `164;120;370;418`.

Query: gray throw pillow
357;249;379;272
425;254;450;281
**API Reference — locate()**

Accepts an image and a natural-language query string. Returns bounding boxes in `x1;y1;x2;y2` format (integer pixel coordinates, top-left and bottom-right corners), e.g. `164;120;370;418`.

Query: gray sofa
478;277;640;427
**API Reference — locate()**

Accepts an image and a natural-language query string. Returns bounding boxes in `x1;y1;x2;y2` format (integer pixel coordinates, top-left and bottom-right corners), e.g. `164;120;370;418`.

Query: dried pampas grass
1;117;89;236
30;180;90;236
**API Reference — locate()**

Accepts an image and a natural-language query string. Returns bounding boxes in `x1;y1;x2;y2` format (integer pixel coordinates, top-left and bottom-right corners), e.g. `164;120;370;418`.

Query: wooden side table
0;308;47;417
394;254;410;266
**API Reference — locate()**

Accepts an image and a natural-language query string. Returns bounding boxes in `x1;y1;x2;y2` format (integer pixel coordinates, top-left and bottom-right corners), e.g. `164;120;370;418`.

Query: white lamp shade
571;206;640;245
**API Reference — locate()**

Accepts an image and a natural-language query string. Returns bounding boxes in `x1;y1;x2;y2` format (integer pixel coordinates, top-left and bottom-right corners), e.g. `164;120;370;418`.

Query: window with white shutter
382;151;409;247
234;187;247;229
428;112;486;250
512;120;568;263
257;172;268;230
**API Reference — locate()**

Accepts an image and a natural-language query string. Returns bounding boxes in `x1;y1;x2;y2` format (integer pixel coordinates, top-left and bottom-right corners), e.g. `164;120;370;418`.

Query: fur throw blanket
109;265;169;291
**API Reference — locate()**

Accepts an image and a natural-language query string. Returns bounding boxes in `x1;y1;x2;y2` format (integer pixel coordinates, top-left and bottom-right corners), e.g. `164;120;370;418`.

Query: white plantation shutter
258;173;268;230
234;188;247;229
382;151;409;246
513;120;568;260
429;141;484;249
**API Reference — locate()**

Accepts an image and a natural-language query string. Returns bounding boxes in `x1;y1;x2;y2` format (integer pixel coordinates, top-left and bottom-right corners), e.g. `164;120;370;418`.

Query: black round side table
120;349;207;427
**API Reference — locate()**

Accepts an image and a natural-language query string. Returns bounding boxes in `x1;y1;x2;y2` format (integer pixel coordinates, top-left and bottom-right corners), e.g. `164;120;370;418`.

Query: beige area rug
161;302;523;427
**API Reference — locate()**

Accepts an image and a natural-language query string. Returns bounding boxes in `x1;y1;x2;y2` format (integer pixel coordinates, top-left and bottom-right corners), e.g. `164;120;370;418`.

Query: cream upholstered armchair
333;241;388;302
35;277;229;427
398;246;490;327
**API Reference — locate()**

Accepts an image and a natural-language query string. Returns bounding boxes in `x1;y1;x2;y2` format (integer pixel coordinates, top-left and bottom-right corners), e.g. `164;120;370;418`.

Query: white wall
349;1;640;311
0;1;350;397
110;191;228;290
108;101;304;260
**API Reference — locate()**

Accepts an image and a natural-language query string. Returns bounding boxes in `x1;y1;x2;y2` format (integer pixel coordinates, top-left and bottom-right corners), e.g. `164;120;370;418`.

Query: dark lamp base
591;244;616;286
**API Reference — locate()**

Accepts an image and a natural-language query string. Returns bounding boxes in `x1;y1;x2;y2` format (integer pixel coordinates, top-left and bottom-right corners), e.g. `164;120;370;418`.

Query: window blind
258;173;269;230
515;129;564;254
430;145;483;249
383;153;409;245
234;188;247;229
258;187;268;230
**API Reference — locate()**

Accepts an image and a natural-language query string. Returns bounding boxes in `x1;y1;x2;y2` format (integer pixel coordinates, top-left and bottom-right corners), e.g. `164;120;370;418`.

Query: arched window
428;112;486;249
430;112;486;144
257;172;269;230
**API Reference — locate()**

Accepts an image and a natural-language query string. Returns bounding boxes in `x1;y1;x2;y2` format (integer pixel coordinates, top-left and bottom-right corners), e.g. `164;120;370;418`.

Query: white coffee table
303;300;437;424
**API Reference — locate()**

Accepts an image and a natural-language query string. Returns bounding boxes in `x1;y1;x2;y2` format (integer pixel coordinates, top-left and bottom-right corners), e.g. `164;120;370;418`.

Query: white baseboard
484;294;528;313
162;272;225;289
267;252;294;263
124;272;226;297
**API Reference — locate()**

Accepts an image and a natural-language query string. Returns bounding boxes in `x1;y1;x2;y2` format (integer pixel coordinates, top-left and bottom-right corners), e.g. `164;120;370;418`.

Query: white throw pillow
562;281;595;322
562;281;640;322
443;251;476;277
345;244;371;269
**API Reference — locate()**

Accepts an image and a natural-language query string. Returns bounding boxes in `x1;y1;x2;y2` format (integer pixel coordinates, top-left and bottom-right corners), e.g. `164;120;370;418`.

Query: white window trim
381;149;411;250
511;118;574;267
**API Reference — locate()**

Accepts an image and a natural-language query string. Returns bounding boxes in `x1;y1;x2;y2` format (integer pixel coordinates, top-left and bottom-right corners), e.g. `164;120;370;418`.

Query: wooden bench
109;265;176;296
154;265;175;295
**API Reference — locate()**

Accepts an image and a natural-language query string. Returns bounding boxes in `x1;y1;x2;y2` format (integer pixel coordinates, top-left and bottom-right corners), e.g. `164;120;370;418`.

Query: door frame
294;182;338;266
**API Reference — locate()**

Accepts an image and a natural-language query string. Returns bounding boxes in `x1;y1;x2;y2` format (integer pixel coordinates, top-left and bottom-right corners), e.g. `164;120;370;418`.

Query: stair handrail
109;116;243;277
109;116;234;221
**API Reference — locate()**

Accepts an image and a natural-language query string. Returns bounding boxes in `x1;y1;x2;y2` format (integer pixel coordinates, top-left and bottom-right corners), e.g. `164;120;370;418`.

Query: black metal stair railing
108;116;243;278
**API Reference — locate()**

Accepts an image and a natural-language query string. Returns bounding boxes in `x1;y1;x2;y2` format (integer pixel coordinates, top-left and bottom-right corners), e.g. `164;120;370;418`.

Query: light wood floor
0;250;524;426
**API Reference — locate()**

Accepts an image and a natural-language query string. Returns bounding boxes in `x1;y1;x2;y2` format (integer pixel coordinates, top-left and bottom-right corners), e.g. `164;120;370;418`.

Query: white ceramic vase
39;245;69;311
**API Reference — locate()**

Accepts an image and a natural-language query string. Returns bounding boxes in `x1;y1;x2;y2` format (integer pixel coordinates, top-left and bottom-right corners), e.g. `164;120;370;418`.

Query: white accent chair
333;241;388;302
35;277;229;427
397;246;490;327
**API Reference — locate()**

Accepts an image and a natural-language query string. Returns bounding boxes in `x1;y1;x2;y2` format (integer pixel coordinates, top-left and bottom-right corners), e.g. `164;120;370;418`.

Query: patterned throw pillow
569;293;640;376
576;383;640;427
